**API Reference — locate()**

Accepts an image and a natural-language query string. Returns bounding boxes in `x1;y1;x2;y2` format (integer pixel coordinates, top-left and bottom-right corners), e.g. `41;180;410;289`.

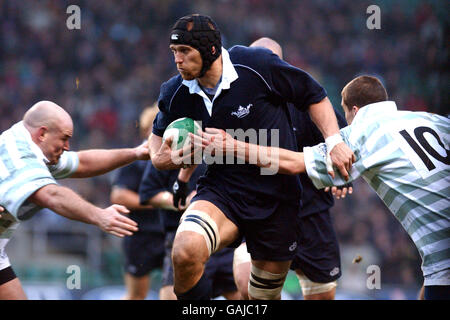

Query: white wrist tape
325;133;343;153
325;134;343;173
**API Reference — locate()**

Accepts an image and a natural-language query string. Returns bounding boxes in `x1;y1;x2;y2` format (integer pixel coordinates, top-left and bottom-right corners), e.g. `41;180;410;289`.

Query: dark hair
341;75;388;110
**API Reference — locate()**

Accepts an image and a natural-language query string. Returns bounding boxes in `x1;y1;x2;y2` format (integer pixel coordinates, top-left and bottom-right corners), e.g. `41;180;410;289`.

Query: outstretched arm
194;129;360;191
29;184;138;237
72;142;150;178
197;129;305;175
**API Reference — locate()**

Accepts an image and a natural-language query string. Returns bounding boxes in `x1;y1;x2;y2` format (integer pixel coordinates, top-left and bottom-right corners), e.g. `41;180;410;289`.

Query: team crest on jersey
231;104;252;118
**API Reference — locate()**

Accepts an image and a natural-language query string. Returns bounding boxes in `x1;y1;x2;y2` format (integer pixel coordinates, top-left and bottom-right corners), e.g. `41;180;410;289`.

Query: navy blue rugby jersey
152;45;327;211
289;105;348;216
111;160;163;232
139;162;207;232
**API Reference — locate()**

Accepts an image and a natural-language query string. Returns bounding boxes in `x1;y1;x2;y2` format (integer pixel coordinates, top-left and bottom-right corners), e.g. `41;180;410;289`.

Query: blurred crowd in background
0;0;447;299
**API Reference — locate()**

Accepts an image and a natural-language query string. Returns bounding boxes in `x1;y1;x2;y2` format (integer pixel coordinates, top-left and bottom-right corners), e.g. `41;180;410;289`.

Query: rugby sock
176;274;211;300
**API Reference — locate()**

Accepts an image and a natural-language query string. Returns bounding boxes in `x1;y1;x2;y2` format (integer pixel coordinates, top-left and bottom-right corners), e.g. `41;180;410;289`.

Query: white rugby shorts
0;239;11;271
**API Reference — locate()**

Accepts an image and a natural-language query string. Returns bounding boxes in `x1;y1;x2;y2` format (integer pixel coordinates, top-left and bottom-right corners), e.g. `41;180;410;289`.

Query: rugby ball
162;117;201;150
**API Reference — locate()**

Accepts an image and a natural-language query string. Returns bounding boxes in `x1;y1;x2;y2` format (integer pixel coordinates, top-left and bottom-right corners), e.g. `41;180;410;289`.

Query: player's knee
171;232;203;269
296;272;337;299
175;210;221;257
247;265;287;300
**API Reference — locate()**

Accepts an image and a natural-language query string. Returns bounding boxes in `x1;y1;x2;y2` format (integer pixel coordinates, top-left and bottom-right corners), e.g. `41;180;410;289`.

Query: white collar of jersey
353;101;398;124
182;48;238;116
15;121;51;164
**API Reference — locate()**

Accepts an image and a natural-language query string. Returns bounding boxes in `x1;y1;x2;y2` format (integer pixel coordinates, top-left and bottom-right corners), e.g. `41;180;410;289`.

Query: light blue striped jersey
0;121;79;239
304;101;450;278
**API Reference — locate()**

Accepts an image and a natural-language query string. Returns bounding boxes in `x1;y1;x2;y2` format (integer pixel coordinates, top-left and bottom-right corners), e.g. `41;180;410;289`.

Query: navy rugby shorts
193;186;300;261
290;209;341;283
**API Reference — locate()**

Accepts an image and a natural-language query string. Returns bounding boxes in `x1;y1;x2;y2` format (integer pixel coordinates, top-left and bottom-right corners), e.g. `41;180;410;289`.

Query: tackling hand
324;183;353;199
96;204;138;238
327;142;356;181
135;141;151;160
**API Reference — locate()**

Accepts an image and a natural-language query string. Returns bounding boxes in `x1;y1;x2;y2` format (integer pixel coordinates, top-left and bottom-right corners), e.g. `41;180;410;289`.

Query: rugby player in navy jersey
110;105;165;300
148;14;355;300
231;37;351;300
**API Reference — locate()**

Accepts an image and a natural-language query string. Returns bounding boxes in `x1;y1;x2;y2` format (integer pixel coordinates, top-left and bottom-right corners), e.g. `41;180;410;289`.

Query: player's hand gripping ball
162;117;201;150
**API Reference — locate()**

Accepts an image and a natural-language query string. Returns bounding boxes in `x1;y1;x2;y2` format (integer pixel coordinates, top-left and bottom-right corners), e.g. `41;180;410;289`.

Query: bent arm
307;97;340;138
149;133;174;170
148;133;189;170
149;133;163;161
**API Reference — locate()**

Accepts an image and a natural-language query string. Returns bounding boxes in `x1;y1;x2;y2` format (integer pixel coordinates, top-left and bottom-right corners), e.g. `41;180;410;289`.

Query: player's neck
197;55;223;89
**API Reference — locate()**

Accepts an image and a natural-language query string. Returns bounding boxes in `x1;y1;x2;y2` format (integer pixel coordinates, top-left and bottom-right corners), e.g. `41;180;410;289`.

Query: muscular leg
233;261;251;299
295;269;336;300
248;259;291;300
172;200;239;298
235;255;337;300
0;278;27;300
233;242;251;300
122;273;150;300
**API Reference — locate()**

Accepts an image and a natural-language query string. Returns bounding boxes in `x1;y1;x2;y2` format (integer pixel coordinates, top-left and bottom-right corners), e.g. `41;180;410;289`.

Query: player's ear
352;106;359;117
37;126;49;141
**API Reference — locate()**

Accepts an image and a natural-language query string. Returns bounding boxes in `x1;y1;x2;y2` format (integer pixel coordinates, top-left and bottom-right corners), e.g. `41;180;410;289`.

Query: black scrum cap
170;14;222;77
